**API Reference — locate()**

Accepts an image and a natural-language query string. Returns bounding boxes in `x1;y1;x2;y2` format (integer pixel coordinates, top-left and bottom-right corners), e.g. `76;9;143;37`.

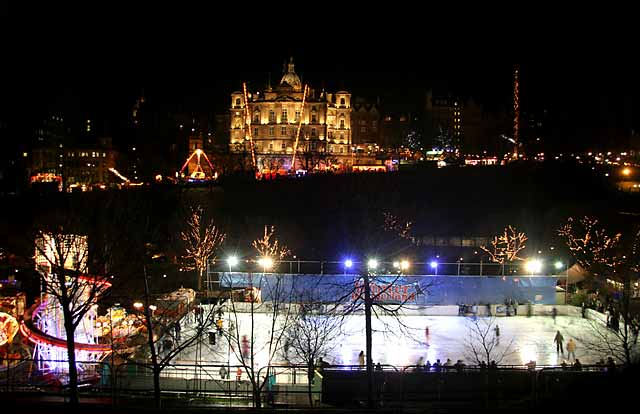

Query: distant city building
29;116;118;190
351;98;381;148
380;112;417;149
63;137;117;189
425;90;462;152
229;58;353;173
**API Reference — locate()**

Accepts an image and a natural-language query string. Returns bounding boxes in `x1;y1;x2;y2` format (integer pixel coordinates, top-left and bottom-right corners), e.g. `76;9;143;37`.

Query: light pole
225;256;238;389
555;261;568;304
430;261;438;276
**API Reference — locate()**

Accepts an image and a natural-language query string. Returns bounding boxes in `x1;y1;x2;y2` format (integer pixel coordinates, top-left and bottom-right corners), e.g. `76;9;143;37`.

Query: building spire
287;56;295;74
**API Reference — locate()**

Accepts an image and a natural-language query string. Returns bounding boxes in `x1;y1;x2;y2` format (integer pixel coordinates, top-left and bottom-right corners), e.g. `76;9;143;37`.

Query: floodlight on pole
400;260;410;271
525;259;543;274
258;257;274;271
367;259;378;270
227;256;239;267
344;259;353;268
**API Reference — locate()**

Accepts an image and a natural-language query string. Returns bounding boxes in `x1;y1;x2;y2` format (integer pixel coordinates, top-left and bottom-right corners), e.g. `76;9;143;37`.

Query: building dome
279;57;302;91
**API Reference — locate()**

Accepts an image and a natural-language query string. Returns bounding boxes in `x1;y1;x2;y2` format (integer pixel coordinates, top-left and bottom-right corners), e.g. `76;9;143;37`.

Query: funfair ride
19;234;112;376
179;149;217;183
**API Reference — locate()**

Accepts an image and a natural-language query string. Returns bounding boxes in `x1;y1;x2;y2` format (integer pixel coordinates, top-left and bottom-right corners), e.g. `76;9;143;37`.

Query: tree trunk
63;316;79;406
143;269;162;408
307;358;314;406
153;368;161;408
363;272;374;409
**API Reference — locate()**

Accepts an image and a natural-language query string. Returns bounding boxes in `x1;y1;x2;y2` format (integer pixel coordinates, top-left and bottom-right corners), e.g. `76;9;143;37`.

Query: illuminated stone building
229;58;352;173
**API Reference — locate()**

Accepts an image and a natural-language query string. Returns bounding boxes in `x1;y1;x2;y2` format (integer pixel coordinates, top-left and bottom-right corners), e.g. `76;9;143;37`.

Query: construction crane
512;64;520;160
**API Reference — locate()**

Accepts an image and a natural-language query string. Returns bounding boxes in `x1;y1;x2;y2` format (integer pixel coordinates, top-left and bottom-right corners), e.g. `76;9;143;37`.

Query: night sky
2;7;639;150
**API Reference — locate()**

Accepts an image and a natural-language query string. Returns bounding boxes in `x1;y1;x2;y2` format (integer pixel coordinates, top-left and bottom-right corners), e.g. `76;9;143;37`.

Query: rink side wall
219;273;558;307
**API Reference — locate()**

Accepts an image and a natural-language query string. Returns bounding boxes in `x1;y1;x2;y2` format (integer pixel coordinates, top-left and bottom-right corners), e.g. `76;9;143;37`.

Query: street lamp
430;261;438;275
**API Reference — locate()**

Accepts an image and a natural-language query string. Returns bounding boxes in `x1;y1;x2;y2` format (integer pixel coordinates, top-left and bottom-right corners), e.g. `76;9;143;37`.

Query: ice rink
171;310;611;370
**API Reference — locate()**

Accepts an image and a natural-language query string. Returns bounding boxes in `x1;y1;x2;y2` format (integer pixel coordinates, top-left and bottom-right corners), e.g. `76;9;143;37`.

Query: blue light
430;261;438;269
344;259;353;268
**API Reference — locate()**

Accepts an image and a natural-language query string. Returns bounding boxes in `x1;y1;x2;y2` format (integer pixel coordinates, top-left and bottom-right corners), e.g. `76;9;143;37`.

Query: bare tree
558;216;640;365
180;205;226;291
480;225;528;274
34;230;111;406
383;212;417;245
336;265;433;408
282;291;345;406
463;316;516;365
222;225;294;408
121;276;219;408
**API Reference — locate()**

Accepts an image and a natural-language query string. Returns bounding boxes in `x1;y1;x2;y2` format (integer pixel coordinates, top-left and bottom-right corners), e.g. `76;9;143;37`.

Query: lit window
295;111;301;122
269;127;275;136
281;109;288;122
281;126;287;136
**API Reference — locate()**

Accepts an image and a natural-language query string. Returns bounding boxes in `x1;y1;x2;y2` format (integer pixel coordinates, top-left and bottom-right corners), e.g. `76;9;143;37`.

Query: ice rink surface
172;311;611;369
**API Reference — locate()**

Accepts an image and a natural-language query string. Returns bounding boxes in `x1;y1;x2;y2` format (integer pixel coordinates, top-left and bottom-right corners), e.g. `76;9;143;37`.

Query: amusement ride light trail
243;82;257;173
290;84;309;173
19;275;113;374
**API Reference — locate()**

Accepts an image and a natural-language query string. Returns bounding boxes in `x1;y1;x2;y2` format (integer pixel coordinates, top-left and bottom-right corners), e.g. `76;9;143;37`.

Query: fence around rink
0;357;620;409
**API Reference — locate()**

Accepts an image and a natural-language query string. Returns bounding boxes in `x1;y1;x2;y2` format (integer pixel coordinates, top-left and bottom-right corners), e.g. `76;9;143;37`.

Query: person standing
425;325;430;346
554;330;564;354
566;338;577;361
175;320;181;341
494;324;500;344
552;307;558;324
358;350;365;369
